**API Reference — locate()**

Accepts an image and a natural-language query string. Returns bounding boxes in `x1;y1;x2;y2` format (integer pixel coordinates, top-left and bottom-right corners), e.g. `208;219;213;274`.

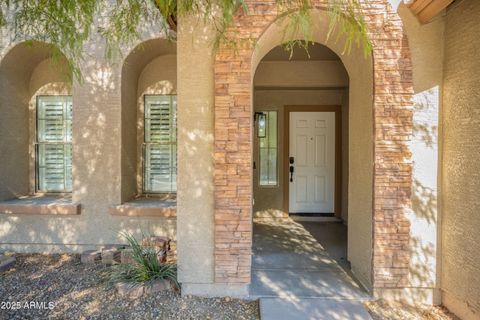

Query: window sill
0;195;80;215
110;197;176;217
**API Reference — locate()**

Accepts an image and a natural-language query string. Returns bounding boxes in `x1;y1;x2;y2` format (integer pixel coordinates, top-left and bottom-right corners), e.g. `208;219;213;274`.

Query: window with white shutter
36;96;73;193
143;95;177;193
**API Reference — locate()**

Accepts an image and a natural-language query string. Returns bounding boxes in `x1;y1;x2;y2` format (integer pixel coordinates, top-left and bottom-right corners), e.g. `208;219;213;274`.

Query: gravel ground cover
366;300;460;320
0;254;462;320
0;254;259;320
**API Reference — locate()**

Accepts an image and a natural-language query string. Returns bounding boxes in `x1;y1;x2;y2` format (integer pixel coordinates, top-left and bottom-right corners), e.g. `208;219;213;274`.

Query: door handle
289;157;295;182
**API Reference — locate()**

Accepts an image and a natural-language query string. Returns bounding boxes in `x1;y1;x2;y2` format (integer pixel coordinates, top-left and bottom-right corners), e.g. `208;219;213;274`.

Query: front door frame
283;105;342;217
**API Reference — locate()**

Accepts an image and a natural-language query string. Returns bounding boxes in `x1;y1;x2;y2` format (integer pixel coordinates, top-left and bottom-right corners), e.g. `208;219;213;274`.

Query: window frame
258;110;279;188
142;94;177;195
35;95;73;194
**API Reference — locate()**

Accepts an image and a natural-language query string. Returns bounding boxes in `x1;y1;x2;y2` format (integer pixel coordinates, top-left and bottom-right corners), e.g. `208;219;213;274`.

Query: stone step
0;254;16;272
259;298;372;320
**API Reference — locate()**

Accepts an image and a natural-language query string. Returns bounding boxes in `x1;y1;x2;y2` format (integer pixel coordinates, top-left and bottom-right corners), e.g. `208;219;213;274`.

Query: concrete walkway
259;298;372;320
250;219;371;319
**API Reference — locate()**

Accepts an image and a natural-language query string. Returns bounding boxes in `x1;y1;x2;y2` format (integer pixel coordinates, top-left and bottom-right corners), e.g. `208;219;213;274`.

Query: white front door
289;112;335;213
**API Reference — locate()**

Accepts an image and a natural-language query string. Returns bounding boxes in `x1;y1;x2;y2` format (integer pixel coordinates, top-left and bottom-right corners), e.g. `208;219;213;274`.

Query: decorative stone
81;250;101;264
120;248;135;264
0;254;16;272
115;279;172;300
101;247;121;264
166;240;177;263
212;1;415;285
115;282;144;300
168;240;176;251
143;279;172;294
166;249;177;264
141;236;169;263
142;236;168;250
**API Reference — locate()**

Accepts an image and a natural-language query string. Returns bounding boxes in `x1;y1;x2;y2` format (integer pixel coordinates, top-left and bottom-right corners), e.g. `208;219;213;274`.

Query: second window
143;95;177;193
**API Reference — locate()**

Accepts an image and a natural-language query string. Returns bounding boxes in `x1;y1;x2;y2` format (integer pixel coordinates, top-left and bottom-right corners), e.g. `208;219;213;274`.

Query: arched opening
212;2;413;298
0;41;72;201
247;9;375;297
250;37;371;298
120;39;177;205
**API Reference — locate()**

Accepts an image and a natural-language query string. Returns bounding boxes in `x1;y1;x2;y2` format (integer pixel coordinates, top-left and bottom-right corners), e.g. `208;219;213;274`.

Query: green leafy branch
0;0;373;81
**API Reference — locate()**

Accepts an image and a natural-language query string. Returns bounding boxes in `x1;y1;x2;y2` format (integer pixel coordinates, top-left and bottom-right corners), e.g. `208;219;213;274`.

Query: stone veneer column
213;0;414;293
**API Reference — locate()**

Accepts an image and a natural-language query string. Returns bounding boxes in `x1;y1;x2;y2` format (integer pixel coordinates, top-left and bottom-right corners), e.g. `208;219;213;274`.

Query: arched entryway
213;2;414;299
250;41;369;299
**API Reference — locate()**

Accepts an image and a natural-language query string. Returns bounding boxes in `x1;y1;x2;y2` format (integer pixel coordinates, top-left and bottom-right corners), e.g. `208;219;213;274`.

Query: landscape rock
0;254;16;272
115;282;144;300
144;279;173;295
115;279;172;300
101;247;121;264
80;250;101;264
142;236;168;250
166;240;177;263
120;248;135;264
141;236;169;263
0;254;260;319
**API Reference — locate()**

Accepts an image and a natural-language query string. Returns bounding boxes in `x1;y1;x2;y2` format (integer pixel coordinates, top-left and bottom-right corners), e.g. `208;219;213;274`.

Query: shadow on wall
120;38;177;203
0;39;177;250
0;41;71;201
412;88;439;149
407;85;440;301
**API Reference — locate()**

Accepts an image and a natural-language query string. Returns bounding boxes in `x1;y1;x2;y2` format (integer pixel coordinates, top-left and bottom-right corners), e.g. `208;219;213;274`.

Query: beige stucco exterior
442;0;480;318
0;29;176;252
0;1;479;315
121;39;177;202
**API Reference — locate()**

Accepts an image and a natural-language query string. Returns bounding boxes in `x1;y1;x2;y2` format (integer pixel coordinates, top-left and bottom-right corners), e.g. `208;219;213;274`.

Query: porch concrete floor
251;219;371;319
250;219;370;299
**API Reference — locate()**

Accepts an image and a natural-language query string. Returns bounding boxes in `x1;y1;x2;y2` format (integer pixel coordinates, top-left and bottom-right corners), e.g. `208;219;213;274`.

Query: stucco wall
0;30;176;252
176;14;224;294
254;61;348;88
121;40;176;202
442;0;480;317
0;43;50;201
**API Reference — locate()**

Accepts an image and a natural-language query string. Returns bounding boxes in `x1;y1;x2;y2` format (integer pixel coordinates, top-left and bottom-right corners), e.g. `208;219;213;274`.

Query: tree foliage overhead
0;0;371;80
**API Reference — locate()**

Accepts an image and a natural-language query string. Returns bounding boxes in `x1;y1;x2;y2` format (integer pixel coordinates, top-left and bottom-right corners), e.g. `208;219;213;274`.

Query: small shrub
108;232;178;288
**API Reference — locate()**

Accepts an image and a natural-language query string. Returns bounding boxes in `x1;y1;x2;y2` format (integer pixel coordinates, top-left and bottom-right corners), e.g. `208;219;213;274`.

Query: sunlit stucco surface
442;0;480;317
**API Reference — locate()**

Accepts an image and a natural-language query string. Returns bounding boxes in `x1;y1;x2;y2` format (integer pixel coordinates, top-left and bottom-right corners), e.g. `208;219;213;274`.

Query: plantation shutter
144;95;177;193
36;96;73;192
